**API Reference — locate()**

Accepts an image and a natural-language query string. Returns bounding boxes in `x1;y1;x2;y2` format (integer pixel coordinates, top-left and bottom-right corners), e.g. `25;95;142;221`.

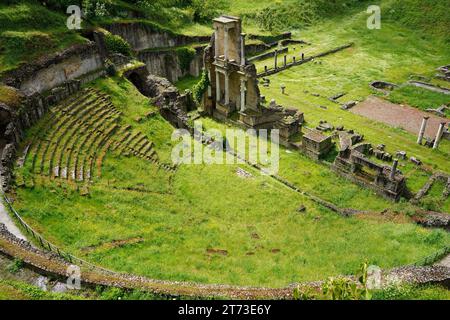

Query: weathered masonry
203;16;303;145
332;130;407;201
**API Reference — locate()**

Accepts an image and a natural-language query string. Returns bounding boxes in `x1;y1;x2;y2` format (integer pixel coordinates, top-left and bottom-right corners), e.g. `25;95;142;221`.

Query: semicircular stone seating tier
15;89;176;192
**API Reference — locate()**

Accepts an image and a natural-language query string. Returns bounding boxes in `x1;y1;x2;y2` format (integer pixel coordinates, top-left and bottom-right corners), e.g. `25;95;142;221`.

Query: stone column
224;26;229;61
274;50;278;69
417;116;429;144
433;122;446;149
215;71;220;102
207;69;212;97
224;72;229;105
214;27;219;58
390;159;398;180
240;79;247;111
240;33;246;66
283;55;287;67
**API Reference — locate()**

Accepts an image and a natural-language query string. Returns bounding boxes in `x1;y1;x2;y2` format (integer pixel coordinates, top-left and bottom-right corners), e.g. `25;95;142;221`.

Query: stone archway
127;71;147;95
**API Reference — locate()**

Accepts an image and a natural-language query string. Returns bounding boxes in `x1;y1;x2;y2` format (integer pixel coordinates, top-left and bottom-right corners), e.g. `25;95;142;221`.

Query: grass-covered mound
0;1;88;73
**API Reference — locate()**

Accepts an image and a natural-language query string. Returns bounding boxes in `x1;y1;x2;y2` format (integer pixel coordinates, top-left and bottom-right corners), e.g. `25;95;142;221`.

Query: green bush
104;58;117;76
104;32;132;56
82;0;111;19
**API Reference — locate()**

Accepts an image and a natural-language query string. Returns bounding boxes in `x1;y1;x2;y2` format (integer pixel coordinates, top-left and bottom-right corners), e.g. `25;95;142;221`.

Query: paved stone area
351;96;448;139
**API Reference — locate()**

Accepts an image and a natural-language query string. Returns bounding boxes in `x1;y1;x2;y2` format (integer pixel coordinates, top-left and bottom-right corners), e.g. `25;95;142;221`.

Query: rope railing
1;193;117;276
413;246;450;267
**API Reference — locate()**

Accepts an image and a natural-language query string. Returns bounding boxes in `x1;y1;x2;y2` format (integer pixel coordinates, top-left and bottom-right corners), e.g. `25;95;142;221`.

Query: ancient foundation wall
137;47;203;83
105;22;210;51
1;43;104;95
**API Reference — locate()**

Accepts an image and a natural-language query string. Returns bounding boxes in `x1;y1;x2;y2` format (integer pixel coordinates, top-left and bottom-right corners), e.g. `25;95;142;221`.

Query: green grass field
11;76;450;288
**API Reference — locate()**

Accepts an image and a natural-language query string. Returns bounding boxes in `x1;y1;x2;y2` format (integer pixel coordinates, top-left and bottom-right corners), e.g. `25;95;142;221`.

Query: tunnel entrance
127;72;147;96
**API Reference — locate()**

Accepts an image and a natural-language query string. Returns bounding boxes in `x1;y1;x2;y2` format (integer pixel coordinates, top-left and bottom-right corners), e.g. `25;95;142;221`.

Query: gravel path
0;197;26;240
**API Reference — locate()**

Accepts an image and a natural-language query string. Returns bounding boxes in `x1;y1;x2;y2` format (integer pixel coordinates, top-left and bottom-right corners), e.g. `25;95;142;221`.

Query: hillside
1;0;449;74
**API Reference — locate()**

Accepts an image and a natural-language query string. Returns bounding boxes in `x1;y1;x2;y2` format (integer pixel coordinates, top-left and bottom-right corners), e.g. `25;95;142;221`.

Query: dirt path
351;96;448;139
0;197;26;241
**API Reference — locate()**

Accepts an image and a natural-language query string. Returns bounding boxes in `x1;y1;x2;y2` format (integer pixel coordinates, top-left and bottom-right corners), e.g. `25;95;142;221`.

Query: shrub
82;0;111;19
192;69;209;103
104;33;132;56
104;59;117;76
0;85;22;108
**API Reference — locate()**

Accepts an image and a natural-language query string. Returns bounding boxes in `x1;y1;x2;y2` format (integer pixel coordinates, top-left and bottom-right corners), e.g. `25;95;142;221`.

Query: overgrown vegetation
175;46;196;71
0;85;22;107
104;32;132;56
192;69;209;103
384;0;450;43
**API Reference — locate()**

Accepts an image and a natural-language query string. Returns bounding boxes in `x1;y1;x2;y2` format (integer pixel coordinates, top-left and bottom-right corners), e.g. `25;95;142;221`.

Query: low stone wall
247;47;289;63
257;43;353;78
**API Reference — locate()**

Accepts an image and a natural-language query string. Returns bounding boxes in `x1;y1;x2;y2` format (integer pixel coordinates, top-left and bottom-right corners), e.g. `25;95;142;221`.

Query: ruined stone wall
245;65;261;111
1;43;103;95
105;22;210;51
227;27;241;62
137;47;203;83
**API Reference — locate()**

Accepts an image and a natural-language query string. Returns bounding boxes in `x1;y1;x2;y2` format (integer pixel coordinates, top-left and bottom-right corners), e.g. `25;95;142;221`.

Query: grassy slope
0;1;87;74
12;76;450;287
0;279;82;300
